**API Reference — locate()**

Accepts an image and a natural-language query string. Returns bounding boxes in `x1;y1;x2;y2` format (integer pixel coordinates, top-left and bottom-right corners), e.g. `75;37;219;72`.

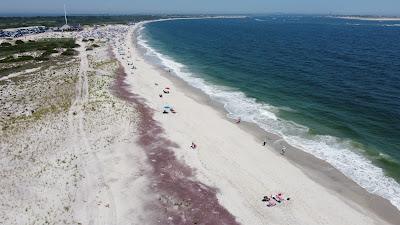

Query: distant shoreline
335;16;400;21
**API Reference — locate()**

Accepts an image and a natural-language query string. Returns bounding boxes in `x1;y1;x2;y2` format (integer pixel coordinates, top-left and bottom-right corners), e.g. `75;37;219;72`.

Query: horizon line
1;12;399;17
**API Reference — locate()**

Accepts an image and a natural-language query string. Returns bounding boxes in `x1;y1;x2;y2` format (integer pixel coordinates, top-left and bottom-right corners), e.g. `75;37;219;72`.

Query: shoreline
147;63;400;224
335;16;400;21
130;19;400;224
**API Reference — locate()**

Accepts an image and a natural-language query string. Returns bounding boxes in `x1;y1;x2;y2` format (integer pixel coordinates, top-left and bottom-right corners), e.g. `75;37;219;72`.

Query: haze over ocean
138;16;400;208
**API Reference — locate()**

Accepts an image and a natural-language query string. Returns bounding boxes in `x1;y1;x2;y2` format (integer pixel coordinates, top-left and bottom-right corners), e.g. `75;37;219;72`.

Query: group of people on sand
158;85;171;98
262;136;287;155
262;193;290;207
156;82;293;206
157;82;196;149
157;84;176;114
163;107;176;114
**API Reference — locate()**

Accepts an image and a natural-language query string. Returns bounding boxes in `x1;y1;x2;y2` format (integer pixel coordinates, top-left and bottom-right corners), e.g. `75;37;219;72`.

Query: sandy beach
1;19;400;224
118;21;400;224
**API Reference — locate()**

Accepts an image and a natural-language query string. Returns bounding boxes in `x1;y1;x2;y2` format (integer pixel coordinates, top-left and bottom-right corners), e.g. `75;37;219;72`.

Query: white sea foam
383;24;400;27
137;24;400;210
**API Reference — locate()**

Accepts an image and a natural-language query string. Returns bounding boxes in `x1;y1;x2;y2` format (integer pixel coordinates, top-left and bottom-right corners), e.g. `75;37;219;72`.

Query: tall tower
64;4;68;25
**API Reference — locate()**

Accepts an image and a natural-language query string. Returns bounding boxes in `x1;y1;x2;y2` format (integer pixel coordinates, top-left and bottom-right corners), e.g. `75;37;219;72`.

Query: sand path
68;40;117;225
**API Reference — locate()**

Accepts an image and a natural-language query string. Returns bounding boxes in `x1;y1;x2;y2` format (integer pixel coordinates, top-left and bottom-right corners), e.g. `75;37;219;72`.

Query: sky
0;0;399;16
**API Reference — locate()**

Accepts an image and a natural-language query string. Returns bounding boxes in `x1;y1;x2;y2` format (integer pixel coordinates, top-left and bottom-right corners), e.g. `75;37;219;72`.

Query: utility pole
64;4;68;25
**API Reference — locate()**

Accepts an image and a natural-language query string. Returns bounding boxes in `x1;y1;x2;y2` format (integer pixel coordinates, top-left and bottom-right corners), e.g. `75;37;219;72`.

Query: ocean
137;16;400;209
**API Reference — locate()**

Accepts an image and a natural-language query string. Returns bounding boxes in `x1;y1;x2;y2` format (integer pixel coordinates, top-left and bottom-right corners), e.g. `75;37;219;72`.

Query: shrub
18;55;34;60
40;49;58;58
15;40;24;45
0;56;15;63
0;42;12;47
61;48;77;56
35;56;50;61
0;55;33;63
45;49;58;54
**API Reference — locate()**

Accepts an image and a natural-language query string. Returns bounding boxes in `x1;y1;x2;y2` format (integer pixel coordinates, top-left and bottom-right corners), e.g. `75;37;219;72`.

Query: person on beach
267;200;276;207
267;198;277;207
277;193;291;201
190;142;197;149
276;193;285;201
272;195;281;203
262;196;270;202
159;94;163;98
281;146;286;155
263;137;267;146
236;117;241;124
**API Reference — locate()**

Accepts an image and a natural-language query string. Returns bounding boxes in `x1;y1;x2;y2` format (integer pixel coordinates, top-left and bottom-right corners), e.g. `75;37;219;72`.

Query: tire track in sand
68;40;117;225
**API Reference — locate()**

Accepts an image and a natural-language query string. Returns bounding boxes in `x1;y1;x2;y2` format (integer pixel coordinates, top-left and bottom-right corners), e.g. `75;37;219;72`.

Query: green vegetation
0;15;180;29
36;49;59;61
0;38;79;79
45;49;59;54
0;55;34;63
1;42;12;47
0;65;23;76
61;48;77;56
0;38;78;61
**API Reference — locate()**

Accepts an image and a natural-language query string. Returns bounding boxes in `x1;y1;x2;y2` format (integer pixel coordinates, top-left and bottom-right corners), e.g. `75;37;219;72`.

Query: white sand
111;22;396;225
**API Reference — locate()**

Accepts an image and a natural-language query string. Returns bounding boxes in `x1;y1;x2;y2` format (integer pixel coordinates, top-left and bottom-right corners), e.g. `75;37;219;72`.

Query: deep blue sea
137;16;400;209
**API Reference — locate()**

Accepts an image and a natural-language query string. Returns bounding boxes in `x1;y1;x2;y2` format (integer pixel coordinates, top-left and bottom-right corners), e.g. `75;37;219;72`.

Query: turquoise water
138;16;400;208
